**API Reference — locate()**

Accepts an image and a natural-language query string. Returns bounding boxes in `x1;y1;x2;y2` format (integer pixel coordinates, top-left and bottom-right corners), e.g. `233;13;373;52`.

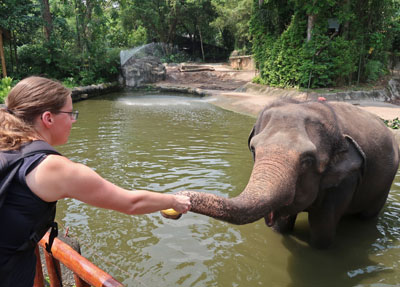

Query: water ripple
56;93;400;287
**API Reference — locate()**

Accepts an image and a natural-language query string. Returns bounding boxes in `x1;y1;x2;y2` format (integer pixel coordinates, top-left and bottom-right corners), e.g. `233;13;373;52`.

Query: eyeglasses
57;110;79;120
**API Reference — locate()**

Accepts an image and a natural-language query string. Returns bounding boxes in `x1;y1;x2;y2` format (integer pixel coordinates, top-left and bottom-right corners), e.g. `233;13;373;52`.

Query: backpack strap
15;203;58;253
0;141;62;280
20;140;61;158
15;141;61;252
0;141;61;207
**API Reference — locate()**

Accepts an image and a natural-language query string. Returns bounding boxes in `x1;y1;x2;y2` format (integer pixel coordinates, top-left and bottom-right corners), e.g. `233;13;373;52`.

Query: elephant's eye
300;157;315;169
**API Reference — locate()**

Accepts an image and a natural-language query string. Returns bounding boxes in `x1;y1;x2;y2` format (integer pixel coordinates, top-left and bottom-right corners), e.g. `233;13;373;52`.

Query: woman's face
51;95;76;146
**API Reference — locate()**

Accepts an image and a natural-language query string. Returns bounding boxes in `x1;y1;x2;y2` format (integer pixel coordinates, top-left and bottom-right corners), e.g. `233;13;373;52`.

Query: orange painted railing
34;232;124;287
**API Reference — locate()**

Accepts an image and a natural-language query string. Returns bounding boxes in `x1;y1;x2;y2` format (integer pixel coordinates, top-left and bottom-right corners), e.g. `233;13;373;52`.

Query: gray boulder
121;56;166;87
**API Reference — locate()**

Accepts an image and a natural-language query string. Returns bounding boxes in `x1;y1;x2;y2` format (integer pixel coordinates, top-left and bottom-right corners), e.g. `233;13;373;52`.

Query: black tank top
0;153;57;286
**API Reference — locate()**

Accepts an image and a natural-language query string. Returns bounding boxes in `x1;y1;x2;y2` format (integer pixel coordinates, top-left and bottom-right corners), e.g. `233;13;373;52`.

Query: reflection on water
56;91;400;287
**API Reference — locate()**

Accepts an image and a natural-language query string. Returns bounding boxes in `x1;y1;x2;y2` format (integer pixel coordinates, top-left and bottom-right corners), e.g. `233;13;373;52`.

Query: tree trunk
74;0;82;50
8;32;13;74
40;0;53;41
85;0;93;41
13;31;18;73
307;14;315;42
343;0;350;40
198;25;205;62
0;29;7;77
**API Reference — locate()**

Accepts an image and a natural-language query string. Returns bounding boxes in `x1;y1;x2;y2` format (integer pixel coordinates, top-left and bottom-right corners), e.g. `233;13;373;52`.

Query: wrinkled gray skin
176;99;400;248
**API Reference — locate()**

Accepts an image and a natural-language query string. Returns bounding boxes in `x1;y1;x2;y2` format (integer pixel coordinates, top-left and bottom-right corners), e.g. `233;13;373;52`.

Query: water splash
116;94;206;107
120;43;181;66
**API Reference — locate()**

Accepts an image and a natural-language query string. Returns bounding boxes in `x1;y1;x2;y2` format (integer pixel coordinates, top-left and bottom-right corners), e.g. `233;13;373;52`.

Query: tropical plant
384;118;400;129
250;0;397;88
0;77;13;104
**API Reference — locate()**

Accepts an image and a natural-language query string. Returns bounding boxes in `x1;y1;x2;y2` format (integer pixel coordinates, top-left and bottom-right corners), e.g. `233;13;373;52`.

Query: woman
0;76;191;286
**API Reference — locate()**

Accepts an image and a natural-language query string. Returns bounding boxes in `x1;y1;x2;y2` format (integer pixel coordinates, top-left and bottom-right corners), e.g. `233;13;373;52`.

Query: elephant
170;99;400;248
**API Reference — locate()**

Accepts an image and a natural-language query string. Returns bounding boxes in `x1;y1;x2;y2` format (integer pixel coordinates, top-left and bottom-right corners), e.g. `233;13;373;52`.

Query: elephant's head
172;99;366;233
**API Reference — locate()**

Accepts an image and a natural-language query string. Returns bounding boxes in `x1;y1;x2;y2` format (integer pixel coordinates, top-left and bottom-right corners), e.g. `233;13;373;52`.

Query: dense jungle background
1;0;400;93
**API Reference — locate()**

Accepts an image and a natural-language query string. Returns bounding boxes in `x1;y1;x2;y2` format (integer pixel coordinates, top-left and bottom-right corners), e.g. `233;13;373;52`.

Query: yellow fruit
161;208;182;219
161;208;180;216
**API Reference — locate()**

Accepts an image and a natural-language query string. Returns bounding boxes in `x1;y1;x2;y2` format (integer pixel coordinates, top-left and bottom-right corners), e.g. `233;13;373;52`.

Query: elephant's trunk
181;149;297;225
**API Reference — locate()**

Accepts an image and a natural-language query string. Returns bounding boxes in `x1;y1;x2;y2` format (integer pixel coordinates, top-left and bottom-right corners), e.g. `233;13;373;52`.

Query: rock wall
120;56;166;87
239;78;400;103
229;55;255;70
71;82;121;102
311;79;400;102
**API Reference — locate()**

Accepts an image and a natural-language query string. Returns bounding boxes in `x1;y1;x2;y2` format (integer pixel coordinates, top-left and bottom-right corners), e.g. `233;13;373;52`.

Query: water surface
56;91;400;287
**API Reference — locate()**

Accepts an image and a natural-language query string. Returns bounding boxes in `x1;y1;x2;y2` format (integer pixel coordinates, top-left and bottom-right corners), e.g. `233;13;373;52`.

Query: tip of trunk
189;193;268;225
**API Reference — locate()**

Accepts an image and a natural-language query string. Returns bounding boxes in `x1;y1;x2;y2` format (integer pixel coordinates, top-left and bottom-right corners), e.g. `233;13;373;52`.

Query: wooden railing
34;232;124;287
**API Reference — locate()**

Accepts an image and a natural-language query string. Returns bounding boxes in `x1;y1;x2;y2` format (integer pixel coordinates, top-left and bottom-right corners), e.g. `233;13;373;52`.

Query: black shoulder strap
0;141;61;207
0;141;62;281
20;140;61;158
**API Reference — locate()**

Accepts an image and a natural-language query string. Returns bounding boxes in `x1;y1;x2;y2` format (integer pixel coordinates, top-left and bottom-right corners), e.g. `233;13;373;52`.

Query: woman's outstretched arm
26;154;191;214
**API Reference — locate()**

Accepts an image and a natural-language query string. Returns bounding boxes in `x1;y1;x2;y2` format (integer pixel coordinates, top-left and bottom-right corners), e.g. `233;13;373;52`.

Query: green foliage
255;17;305;87
250;0;396;88
121;0;227;60
16;42;120;85
364;60;386;83
160;52;191;63
3;0;237;84
0;77;13;104
1;0;122;86
17;44;51;76
127;26;147;47
211;0;252;52
301;35;358;88
2;0;398;89
384;118;400;129
80;47;121;85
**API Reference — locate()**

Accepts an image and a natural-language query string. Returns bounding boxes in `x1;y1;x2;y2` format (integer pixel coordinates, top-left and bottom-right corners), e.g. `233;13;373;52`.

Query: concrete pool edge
154;84;400;146
68;82;400;147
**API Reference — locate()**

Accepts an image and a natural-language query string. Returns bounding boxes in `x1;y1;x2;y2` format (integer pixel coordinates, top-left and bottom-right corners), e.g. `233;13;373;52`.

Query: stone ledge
71;82;121;102
150;84;400;147
155;84;209;96
240;81;400;103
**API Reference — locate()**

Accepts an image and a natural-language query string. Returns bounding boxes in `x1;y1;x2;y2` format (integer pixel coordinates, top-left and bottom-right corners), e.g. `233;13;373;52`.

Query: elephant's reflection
282;216;393;287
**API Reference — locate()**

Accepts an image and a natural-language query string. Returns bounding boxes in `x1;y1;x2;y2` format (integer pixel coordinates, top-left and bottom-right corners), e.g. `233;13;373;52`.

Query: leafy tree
250;0;397;88
120;0;219;59
178;0;217;60
39;0;53;41
0;0;41;75
211;0;253;54
120;0;184;45
0;77;12;103
2;0;397;88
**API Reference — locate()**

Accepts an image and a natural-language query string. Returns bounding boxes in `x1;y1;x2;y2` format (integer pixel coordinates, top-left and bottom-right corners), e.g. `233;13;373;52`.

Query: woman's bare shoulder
26;154;94;201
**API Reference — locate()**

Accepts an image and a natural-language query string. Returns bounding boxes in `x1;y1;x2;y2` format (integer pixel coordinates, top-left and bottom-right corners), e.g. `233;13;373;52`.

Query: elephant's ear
248;126;256;160
320;135;366;190
248;126;255;150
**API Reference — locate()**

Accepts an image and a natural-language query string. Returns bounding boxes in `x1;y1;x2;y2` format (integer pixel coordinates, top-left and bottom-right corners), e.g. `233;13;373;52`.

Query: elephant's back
329;101;399;206
328;102;386;130
328;102;395;148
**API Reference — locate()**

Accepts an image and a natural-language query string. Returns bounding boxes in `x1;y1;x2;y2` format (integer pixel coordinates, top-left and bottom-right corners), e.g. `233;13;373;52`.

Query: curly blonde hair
0;76;71;150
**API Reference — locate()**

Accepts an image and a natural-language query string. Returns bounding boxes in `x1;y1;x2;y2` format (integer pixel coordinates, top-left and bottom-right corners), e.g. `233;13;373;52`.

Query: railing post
38;232;124;287
44;250;62;287
74;273;91;287
33;245;45;287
